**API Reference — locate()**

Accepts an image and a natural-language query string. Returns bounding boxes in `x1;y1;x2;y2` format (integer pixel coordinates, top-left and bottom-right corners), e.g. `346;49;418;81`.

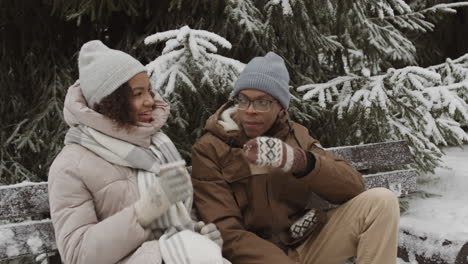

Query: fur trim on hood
203;101;292;147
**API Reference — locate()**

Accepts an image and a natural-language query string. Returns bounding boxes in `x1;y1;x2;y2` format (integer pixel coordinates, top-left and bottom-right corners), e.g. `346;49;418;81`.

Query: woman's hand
194;221;223;249
134;165;192;228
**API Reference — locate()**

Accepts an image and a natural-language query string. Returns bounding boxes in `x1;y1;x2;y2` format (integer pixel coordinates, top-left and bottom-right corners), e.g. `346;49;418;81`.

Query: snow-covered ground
398;145;468;263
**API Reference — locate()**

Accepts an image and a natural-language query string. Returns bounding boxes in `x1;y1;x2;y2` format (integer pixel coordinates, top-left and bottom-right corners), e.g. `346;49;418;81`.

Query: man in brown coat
191;52;400;264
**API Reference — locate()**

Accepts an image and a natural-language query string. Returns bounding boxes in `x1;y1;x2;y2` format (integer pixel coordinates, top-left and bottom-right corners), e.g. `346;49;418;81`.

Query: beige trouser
295;188;400;264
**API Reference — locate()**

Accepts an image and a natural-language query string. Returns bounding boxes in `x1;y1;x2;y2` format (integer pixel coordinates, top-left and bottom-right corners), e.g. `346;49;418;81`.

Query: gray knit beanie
78;40;146;108
232;52;290;109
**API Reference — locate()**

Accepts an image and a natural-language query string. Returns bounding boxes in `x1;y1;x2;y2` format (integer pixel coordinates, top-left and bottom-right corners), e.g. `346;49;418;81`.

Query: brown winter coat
191;102;365;264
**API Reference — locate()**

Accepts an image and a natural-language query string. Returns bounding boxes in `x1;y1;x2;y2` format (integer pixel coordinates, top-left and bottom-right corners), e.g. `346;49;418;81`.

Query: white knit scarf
65;126;193;234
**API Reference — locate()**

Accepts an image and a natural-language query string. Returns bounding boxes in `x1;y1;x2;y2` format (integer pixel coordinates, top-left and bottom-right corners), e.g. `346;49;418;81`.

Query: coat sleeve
191;140;295;264
48;154;152;264
118;240;162;264
295;125;365;204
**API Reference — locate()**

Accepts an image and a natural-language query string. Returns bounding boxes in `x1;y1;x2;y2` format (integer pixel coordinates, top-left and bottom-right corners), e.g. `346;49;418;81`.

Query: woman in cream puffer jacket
48;40;224;264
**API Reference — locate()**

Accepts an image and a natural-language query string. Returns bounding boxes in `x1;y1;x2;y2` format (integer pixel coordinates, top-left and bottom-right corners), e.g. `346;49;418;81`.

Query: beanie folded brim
233;72;290;109
78;40;147;108
86;61;146;107
231;52;290;109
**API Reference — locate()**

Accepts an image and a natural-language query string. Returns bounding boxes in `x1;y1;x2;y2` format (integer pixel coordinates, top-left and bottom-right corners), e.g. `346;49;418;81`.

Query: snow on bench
398;146;468;264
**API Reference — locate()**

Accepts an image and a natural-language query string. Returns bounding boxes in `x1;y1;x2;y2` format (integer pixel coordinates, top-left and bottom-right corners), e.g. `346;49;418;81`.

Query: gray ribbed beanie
78;40;146;108
232;52;290;109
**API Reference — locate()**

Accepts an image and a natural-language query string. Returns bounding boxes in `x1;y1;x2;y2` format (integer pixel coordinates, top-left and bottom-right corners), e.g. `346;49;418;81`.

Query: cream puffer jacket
48;83;170;264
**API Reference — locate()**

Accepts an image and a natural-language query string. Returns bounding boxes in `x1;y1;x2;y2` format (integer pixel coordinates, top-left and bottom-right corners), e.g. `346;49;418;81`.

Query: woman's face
128;72;155;123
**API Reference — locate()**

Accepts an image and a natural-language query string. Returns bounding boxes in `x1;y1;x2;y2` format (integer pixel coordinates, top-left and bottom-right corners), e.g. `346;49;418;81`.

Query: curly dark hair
94;82;134;130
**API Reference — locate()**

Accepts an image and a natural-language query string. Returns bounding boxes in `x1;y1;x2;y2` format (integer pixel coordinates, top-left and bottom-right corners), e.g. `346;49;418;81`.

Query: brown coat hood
203;101;292;148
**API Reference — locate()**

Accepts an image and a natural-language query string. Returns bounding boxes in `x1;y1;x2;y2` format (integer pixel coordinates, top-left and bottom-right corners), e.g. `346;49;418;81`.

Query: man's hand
194;221;223;249
243;136;307;174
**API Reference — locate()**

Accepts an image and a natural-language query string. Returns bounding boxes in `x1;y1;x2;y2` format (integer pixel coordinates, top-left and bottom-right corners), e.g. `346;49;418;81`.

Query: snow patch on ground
399;230;463;263
397;257;410;263
399;145;468;263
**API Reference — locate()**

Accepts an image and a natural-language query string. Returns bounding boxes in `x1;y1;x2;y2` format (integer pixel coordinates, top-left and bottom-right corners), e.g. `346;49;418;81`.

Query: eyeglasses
235;96;278;112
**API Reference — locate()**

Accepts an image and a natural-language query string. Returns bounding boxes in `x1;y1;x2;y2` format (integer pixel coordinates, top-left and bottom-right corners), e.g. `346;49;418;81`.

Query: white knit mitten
158;166;192;204
243;137;307;173
122;240;162;264
134;166;192;228
160;230;224;264
195;221;223;249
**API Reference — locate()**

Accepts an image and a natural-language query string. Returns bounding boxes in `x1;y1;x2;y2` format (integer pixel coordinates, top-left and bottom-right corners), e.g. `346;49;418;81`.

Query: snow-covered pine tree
293;1;468;173
223;0;343;81
318;1;468;76
429;54;468;105
3;0;468;184
0;62;71;184
297;56;468;173
140;1;468;166
427;55;468;142
144;26;244;159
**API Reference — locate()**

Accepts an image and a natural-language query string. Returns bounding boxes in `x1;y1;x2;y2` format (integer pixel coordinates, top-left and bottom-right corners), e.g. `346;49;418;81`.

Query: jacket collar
204;101;292;147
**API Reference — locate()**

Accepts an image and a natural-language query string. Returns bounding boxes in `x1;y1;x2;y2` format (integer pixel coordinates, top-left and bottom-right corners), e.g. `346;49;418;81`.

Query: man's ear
278;108;286;118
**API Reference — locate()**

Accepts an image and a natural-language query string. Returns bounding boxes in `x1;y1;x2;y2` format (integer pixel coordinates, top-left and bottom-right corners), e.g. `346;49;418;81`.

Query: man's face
237;89;284;138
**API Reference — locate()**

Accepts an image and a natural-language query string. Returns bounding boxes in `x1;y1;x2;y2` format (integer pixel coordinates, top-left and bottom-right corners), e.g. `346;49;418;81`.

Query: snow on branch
437;116;468;144
424;83;468;120
144;29;179;45
425;2;468;14
428;57;468;85
354;2;418;63
190;29;232;50
368;75;389;112
388;0;412;14
297;53;468;172
225;0;264;46
423;112;447;146
265;0;293;16
145;26;232;59
368;1;468;35
387;13;434;32
144;26;242;97
298;75;357;107
388;66;441;84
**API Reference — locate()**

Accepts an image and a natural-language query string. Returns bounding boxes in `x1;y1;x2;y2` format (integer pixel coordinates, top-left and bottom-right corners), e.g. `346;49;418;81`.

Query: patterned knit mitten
290;209;320;239
243;136;307;173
